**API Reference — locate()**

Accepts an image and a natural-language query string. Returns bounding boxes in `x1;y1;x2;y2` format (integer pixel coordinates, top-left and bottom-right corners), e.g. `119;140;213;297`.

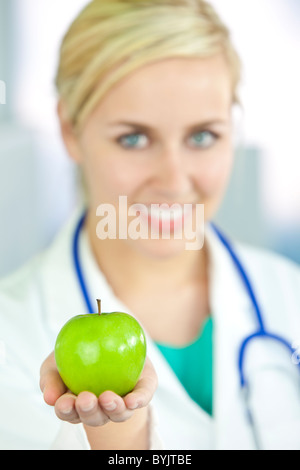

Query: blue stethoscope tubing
73;212;94;315
209;222;300;448
209;223;300;386
73;211;300;447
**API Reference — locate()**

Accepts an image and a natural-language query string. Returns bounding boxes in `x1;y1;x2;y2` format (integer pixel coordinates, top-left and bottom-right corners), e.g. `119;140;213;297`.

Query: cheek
193;145;234;197
81;146;146;203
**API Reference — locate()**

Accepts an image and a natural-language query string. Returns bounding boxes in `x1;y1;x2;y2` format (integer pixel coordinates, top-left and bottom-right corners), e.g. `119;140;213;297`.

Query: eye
117;133;149;149
188;130;219;149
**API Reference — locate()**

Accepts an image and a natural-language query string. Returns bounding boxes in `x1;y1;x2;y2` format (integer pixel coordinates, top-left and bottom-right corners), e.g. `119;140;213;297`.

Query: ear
57;100;82;164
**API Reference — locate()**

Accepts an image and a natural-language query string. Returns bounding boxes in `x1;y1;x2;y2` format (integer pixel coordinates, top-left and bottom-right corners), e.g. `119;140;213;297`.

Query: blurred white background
0;0;299;278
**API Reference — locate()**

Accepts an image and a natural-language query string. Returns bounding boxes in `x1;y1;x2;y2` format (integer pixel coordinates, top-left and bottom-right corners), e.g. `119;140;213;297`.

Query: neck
85;209;208;296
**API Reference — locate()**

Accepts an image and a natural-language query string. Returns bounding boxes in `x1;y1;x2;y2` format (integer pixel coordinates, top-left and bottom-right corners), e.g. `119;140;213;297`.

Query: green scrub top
155;316;213;416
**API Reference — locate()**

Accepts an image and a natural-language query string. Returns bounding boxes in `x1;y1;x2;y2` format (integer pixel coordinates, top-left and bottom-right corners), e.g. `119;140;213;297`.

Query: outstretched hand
40;352;158;427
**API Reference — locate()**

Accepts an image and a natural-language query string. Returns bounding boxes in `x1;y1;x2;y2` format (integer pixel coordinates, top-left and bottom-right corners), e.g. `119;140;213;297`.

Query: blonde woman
1;0;300;450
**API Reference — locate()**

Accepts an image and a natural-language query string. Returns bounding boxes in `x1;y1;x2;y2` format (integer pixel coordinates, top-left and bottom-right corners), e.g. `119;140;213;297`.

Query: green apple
55;300;147;397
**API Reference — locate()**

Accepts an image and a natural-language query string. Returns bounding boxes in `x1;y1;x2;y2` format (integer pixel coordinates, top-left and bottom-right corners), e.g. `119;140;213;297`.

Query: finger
40;352;67;406
123;357;158;410
75;392;110;427
55;393;81;424
98;391;134;423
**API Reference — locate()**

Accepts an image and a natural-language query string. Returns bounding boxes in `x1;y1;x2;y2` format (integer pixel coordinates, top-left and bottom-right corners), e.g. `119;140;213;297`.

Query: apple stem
97;299;101;316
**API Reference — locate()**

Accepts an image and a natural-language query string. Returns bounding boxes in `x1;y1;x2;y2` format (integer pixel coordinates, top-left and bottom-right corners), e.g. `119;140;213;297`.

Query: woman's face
60;56;235;258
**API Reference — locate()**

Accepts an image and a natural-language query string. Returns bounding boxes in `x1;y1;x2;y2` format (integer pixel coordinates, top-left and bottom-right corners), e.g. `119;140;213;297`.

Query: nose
152;147;192;196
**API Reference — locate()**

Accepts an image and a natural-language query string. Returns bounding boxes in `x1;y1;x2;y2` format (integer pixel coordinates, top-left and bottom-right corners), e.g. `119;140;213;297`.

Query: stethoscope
73;211;300;449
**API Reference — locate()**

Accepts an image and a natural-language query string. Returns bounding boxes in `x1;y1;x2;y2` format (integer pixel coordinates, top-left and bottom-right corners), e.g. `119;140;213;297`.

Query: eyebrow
107;119;229;132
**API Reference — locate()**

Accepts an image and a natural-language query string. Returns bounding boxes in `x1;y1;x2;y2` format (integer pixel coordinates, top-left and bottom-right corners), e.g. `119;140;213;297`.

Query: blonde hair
55;0;242;133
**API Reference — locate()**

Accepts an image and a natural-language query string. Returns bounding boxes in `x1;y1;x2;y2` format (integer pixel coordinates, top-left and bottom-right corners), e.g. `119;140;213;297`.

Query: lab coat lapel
205;224;258;450
39;207;88;338
207;224;300;450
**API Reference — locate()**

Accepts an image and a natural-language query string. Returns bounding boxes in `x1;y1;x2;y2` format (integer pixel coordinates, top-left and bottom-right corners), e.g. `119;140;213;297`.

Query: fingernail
103;401;117;411
80;399;96;412
128;402;138;410
61;407;73;415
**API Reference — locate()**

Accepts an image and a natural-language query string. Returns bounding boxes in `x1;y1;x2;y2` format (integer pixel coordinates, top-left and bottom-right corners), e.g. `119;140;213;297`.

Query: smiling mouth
134;203;195;233
147;204;193;219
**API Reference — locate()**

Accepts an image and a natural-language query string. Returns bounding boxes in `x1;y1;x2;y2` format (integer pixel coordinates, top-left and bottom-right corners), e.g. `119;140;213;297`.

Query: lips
136;203;195;234
146;204;193;220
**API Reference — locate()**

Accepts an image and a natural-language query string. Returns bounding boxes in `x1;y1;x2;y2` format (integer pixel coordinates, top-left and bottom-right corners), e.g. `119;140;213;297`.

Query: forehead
93;56;233;123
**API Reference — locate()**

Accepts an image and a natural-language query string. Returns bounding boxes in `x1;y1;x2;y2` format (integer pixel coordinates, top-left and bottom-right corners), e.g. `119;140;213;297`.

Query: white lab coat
0;207;300;450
